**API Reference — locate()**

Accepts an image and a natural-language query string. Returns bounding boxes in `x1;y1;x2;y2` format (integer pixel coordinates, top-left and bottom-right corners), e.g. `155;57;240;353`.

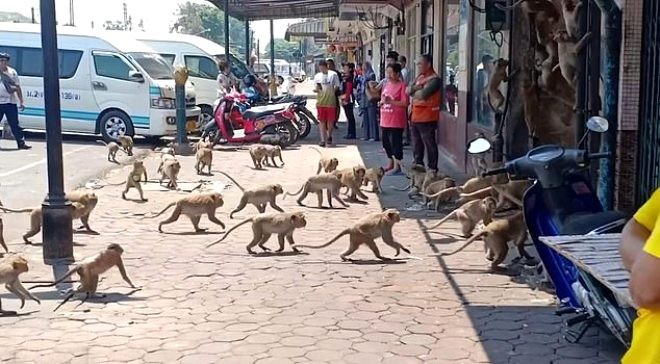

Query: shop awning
207;0;340;21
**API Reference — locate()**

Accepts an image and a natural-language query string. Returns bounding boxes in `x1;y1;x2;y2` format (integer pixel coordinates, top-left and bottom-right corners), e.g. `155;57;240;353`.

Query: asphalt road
0;131;158;246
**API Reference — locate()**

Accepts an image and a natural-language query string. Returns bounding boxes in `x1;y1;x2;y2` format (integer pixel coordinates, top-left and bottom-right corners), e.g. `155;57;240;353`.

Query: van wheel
100;110;134;143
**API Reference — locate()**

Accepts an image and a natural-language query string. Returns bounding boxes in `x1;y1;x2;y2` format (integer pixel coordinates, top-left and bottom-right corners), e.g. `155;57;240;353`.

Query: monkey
122;160;148;201
249;145;269;169
293;209;410;261
421;169;446;193
539;41;559;89
65;191;99;232
159;159;181;190
332;165;368;201
97;140;125;163
392;164;426;194
491;180;533;209
0;254;40;314
440;213;531;271
362;166;385;193
207;211;307;254
425;197;497;237
561;0;583;39
158;146;176;156
149;192;225;233
421;186;464;212
195;147;213;175
457;186;495;205
461;169;509;194
310;146;339;174
261;145;284;167
423;178;457;209
194;139;212;152
553;31;593;87
117;135;134;156
471;154;489;178
0;217;7;253
496;0;561;23
286;173;349;209
217;171;285;218
29;243;136;311
487;58;510;110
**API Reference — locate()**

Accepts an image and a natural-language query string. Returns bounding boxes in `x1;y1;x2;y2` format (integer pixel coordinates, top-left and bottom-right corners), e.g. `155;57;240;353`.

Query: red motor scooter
202;94;300;148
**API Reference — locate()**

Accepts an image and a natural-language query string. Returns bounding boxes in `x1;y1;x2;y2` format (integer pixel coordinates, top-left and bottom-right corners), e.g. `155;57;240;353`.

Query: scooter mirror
586;116;609;133
467;137;492;155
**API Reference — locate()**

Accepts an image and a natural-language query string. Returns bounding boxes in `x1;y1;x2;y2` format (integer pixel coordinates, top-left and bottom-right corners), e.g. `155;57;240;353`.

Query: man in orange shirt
408;54;442;171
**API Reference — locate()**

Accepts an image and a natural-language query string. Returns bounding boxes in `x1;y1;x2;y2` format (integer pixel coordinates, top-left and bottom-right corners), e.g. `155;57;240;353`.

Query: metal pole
175;78;188;146
269;19;276;99
224;0;231;73
39;0;74;266
245;20;250;64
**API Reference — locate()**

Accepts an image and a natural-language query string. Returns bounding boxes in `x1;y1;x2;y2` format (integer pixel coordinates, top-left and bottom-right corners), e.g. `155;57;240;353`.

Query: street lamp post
39;0;74;267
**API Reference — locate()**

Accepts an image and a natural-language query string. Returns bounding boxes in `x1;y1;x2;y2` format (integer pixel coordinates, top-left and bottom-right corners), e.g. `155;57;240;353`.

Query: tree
173;2;247;60
0;11;31;23
262;39;302;62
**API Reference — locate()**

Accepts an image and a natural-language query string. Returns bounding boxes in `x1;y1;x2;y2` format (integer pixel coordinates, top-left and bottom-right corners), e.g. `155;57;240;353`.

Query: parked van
129;32;253;125
0;23;200;142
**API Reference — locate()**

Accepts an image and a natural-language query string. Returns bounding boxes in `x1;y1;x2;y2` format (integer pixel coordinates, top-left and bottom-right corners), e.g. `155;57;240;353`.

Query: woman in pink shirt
379;63;409;175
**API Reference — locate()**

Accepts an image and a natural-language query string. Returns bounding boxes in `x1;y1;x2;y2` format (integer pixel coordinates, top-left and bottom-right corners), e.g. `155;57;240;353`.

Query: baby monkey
122;160;148;201
150;192;225;233
261;145;285;167
249;145;269;169
117;135;134;156
294;209;410;261
333;165;368;202
0;254;40;315
159;159;181;189
217;171;285;218
29;243;137;311
207;211;307;254
310;146;339;174
286;173;348;209
195;147;213;175
361;166;385;193
97;140;125;163
425;197;497;237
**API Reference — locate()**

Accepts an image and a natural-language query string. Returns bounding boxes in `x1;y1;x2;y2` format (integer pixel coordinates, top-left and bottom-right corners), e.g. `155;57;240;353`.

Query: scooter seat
243;107;284;120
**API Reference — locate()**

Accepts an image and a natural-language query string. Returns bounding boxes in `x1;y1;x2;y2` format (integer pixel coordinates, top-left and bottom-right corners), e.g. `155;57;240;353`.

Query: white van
0;23;200;142
129;32;253;125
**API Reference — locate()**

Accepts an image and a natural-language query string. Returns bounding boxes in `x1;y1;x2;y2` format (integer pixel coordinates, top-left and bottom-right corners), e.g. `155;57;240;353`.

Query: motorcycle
202;94;300;148
245;91;317;139
467;116;635;347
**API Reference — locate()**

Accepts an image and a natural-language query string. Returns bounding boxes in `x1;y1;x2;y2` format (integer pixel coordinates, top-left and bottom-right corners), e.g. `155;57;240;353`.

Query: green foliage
262;39;302;63
0;12;31;23
174;2;247;59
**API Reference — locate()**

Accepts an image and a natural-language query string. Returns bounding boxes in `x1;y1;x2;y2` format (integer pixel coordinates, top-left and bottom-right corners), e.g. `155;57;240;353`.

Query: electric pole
69;0;74;26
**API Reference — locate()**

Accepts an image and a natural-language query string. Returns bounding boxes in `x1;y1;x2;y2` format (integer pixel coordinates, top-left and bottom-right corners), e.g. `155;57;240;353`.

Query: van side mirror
128;71;145;83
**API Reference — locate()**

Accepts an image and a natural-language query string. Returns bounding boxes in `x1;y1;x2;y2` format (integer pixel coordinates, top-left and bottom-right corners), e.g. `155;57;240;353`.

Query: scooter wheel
295;112;312;139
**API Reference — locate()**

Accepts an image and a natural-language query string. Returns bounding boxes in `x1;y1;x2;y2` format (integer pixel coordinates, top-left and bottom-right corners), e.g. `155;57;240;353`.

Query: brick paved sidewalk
0;126;624;363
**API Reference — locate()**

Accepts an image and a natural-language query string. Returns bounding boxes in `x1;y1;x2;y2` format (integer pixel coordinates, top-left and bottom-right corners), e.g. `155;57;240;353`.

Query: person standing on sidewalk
340;63;357;140
0;53;30;150
313;60;340;147
409;54;441;171
326;58;341;130
360;61;378;141
379;63;409;175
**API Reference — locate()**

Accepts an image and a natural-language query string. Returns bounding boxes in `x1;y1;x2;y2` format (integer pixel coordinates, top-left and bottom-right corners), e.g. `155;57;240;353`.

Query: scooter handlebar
482;166;508;177
587;151;612;160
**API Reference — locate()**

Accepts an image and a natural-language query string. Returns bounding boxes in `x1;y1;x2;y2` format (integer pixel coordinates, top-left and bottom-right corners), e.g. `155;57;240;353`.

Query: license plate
185;117;198;132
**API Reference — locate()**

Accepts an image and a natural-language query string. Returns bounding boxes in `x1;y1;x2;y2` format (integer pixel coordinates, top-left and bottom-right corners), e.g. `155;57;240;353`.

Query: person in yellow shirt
620;188;660;363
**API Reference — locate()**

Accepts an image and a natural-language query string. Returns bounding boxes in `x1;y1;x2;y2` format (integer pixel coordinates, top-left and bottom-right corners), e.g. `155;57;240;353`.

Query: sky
3;0;301;53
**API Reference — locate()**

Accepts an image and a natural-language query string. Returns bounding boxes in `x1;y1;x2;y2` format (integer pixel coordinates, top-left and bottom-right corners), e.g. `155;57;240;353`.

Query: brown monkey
29;243;137;311
261;145;284;167
362;166;385;193
421;186;464;211
217;171;285;218
194;139;213;152
286;173;349;209
159;159;181;189
461;170;508;194
0;254;40;314
421;169;446;193
195;147;213;175
440;213;531;271
122;160;148;201
553;31;593;87
561;0;583;39
423;177;457;209
207;211;307;254
117;135;134;156
0;217;7;253
471;154;489;178
332;165;368;201
310;146;339;174
392;164;426;194
425;197;497;237
248;145;269;169
97;140;124;163
65;191;99;232
491;180;533;209
294;209;410;261
150;192;225;233
496;0;561;23
487;58;510;110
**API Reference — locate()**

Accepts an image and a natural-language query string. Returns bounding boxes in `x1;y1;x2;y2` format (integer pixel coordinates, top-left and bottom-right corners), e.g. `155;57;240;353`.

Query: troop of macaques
195;147;213;175
286;173;348;209
362;167;385;193
310;147;339;174
294;209;410;261
487;58;510;110
217;171;285;218
0;254;40;315
332;166;368;202
261;145;285;167
248;145;269;169
150;192;225;233
207;211;307;254
425;197;497;237
158;158;181;190
123;160;149;201
440;212;531;271
29;243;137;311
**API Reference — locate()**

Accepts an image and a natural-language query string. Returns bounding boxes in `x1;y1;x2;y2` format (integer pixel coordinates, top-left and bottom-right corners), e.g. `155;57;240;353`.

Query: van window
0;46;82;79
185;55;218;80
128;52;174;80
160;54;176;65
94;53;134;80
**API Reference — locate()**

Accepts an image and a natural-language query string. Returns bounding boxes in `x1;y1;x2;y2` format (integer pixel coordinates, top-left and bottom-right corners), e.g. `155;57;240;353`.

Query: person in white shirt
313;60;341;147
0;53;30;149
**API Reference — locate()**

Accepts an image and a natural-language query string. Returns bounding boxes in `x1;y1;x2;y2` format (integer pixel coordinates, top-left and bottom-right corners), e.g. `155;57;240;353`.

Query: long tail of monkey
390;182;411;191
421;187;462;199
425;210;458;231
146;202;177;218
459;186;493;199
28;266;80;290
440;231;487;257
0;206;33;213
206;218;254;248
309;146;323;156
293;228;351;249
217;171;245;192
283;183;305;199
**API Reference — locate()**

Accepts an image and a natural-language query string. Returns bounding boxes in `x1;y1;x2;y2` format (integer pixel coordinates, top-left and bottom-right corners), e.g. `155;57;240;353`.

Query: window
216;54;251;79
442;0;460;115
471;0;509;128
160;54;176;65
0;46;82;79
94;53;134;80
129;52;173;80
421;0;434;56
406;7;417;80
185;55;218;80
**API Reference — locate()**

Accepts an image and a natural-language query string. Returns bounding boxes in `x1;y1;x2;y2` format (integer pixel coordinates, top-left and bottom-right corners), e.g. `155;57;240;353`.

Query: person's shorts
317;106;336;123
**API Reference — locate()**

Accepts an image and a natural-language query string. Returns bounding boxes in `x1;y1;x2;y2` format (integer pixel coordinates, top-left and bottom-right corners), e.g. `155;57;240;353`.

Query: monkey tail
425;211;457;231
96;140;108;146
284;184;305;199
28;266;79;290
459;186;493;199
147;202;177;218
0;206;33;213
309;146;323;156
440;231;487;257
293;229;350;249
217;171;245;192
390;182;411;191
206;218;253;248
420;187;456;199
